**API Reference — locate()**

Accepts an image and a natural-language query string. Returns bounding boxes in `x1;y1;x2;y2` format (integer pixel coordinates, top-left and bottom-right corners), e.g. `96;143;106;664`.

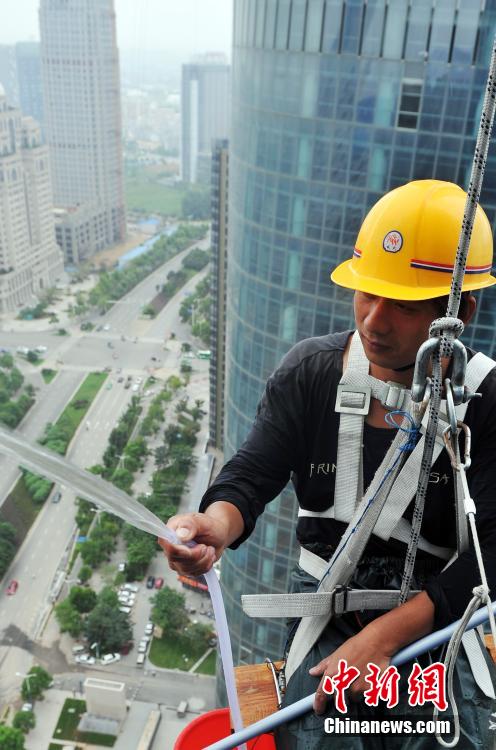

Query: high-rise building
0;86;63;312
181;53;230;184
39;0;125;263
209;139;229;450
221;0;496;674
0;46;18;107
15;42;45;136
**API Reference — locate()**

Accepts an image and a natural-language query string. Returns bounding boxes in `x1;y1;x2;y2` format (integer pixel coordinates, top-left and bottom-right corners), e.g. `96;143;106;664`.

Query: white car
103;324;110;331
131;384;139;392
119;606;131;614
144;622;154;635
137;642;148;653
117;562;126;572
140;635;150;644
75;654;95;665
100;653;121;665
123;583;139;593
21;703;33;712
127;594;136;606
136;653;145;666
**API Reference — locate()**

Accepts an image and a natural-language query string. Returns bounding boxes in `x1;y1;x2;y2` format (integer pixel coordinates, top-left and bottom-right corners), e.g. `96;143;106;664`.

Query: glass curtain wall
221;0;496;681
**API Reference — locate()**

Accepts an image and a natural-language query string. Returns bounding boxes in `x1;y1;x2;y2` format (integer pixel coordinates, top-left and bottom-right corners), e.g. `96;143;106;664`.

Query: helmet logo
383;230;403;253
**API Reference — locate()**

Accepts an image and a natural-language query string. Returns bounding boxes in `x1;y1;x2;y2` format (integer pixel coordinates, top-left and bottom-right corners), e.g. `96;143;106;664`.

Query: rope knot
472;584;490;603
429;317;464;340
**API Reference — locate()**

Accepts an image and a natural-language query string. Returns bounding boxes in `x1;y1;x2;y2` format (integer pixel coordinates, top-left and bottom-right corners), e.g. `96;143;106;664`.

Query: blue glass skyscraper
220;0;496;672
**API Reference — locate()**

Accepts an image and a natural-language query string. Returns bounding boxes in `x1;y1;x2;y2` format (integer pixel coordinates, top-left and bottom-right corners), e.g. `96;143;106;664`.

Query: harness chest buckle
335;384;371;415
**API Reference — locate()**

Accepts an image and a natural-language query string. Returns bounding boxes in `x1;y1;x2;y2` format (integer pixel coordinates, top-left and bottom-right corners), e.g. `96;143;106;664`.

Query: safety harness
242;332;495;703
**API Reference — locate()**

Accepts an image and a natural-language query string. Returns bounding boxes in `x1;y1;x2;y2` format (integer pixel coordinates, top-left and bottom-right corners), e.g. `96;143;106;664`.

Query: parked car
6;579;18;595
100;653;121;665
119;606;132;614
137;642;147;654
154;577;164;589
123;583;139;593
21;703;33;712
117;562;126;572
72;644;86;654
131;384;139;392
51;490;62;503
146;575;155;589
117;377;124;383
76;654;95;665
136;653;145;666
144;622;154;635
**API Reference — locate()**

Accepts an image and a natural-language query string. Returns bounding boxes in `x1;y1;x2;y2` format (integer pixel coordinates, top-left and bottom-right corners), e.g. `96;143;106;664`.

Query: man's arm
311;591;435;713
160;501;245;577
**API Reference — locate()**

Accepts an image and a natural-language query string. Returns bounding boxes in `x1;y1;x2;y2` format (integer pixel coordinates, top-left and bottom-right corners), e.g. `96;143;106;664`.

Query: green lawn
52;698;116;746
41;368;57;384
196;649;217;675
59;371;107;434
148;635;210;670
52;698;86;740
125;175;186;215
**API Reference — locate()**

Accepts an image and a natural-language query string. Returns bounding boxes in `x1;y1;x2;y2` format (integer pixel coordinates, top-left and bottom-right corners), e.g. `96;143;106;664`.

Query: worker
161;181;496;748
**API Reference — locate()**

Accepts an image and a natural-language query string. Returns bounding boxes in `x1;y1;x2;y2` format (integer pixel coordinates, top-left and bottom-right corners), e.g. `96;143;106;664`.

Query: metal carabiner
411;339;440;404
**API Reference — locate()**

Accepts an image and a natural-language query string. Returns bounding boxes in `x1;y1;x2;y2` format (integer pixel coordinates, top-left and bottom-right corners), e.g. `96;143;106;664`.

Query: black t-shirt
200;331;496;628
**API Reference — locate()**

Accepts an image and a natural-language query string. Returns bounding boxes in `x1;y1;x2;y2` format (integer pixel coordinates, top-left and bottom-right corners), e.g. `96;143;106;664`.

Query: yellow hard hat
331;180;496;300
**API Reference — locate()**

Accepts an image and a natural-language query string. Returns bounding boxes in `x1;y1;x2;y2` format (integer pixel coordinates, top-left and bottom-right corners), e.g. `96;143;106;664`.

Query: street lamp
89;641;100;659
16;672;34;700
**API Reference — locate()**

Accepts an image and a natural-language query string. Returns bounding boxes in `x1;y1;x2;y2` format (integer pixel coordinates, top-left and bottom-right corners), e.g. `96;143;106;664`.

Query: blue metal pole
204;601;496;750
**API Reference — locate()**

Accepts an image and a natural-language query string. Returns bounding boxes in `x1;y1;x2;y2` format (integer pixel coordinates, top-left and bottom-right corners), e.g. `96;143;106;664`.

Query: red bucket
174;707;276;749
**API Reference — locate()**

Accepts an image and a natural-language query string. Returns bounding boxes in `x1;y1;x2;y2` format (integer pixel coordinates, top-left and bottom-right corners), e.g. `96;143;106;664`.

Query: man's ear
461;294;477;326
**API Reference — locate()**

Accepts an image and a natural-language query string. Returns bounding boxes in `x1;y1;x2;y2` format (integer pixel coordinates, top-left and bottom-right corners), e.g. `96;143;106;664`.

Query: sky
0;0;233;56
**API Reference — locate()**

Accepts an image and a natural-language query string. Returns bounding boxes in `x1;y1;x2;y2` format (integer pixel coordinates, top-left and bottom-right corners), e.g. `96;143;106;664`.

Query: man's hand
309;590;435;715
159;512;227;576
159;501;245;577
309;627;391;715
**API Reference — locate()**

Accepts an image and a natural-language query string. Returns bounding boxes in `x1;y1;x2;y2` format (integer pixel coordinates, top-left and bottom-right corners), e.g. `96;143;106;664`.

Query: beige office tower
0;86;63;312
39;0;125;264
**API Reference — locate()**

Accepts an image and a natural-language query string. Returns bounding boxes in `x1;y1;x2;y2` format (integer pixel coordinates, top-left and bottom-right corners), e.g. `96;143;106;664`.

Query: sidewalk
24;688;69;750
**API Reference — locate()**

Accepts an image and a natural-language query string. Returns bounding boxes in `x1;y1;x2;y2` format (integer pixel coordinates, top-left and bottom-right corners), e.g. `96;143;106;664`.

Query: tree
69;586;97;613
0;521;17;577
21;666;53;700
151;587;189;635
78;565;92;584
80;538;107;568
26;350;40;364
54;599;83;637
13;711;35;734
84;600;132;653
0;725;25;749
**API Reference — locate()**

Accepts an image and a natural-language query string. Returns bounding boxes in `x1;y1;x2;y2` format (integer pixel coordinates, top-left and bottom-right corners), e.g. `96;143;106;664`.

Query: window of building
275;0;291;49
288;0;307;51
255;0;266;48
322;0;344;53
429;0;456;63
264;0;277;48
382;0;408;59
304;0;324;52
397;79;422;130
361;0;385;57
341;0;364;55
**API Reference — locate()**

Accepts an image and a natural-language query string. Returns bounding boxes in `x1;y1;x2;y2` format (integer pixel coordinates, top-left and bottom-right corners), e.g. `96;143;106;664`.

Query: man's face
354;291;440;373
